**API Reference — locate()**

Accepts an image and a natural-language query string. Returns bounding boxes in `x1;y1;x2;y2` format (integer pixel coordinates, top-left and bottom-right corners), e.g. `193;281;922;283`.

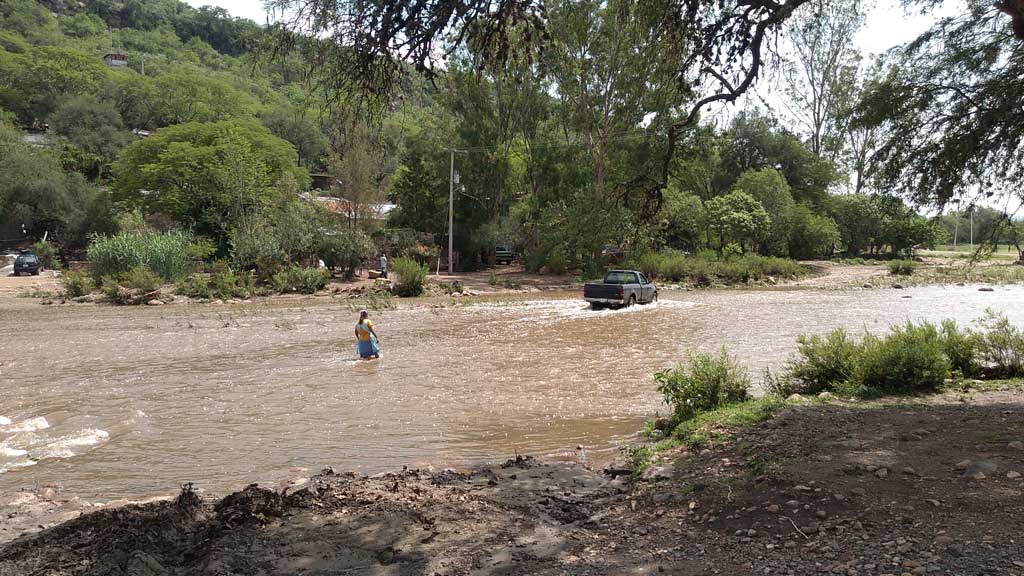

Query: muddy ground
2;385;1022;576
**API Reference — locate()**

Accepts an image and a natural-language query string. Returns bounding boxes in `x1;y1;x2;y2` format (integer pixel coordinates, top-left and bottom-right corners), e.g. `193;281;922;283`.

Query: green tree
855;1;1024;208
152;71;256;126
48;95;133;178
829;193;879;256
705;190;771;253
261;107;329;170
717;112;840;207
658;185;705;251
731;168;795;255
112;120;309;243
788;204;841;259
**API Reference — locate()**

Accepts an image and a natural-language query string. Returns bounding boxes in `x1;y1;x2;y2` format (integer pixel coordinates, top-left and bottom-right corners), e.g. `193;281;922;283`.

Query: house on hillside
103;52;128;67
298;192;395;223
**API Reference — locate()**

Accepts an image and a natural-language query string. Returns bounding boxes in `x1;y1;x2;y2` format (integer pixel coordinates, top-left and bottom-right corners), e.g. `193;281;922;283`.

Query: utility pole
447;149;465;275
970;208;974;248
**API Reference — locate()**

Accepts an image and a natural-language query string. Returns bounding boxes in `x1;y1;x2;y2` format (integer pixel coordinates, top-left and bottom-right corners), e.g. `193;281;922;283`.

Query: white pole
970;209;974;247
953;206;959;247
448;150;455;275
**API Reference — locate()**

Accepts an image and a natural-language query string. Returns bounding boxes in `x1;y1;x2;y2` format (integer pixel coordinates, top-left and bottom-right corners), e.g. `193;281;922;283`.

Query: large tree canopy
856;0;1024;210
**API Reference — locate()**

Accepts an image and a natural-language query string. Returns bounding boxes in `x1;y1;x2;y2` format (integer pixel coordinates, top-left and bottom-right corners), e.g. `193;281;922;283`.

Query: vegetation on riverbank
631;312;1024;471
626;251;809;286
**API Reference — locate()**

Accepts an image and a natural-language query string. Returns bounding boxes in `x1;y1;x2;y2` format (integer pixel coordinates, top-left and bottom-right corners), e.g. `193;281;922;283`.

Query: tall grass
87;231;192;282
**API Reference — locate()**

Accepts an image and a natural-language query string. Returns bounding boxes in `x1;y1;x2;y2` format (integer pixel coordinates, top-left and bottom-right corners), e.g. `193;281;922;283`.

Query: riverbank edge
4;384;1024;574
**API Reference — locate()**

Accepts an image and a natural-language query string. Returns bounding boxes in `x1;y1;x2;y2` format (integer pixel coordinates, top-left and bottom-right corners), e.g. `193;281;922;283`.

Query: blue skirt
357;338;380;358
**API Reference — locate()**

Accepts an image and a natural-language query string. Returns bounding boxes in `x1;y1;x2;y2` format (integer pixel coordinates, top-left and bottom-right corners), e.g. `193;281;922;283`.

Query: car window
603;271;637;284
638;273;649;284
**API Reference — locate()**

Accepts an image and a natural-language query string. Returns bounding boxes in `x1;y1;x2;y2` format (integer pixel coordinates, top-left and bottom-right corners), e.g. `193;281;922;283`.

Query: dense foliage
772;313;1024;398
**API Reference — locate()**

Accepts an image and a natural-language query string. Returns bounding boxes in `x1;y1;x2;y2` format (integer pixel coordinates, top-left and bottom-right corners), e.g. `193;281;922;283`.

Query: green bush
271;265;328;294
783;329;862;395
391;257;428;297
625;251;806;286
655;348;751;423
888;259;917;275
119;266;162;292
60;270;94;298
177;263;256;300
318;228;374;277
176;274;213;299
940;319;981;377
855;322;950;394
33;240;60;269
87;232;192;282
975;310;1024;377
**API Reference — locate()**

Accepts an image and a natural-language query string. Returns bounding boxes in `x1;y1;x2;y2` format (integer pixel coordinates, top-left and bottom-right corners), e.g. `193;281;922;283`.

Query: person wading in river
355;310;380;360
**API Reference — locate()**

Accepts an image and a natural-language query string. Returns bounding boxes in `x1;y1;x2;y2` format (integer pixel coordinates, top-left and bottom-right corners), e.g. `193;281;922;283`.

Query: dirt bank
3;386;1022;575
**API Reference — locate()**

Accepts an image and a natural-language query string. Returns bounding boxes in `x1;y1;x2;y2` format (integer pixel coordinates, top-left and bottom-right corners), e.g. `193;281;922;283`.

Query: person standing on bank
355;310;380;359
379;253;388;279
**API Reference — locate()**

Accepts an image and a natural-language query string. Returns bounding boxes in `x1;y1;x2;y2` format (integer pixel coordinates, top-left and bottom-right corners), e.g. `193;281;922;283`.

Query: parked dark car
495;246;516;265
14;253;42;276
583;270;657;309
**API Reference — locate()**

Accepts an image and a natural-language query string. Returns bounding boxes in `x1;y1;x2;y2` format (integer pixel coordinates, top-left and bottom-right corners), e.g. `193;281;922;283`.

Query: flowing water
2;284;1023;500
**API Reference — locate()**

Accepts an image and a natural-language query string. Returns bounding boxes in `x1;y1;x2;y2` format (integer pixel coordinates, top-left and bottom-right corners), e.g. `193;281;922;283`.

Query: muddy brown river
2;285;1023;500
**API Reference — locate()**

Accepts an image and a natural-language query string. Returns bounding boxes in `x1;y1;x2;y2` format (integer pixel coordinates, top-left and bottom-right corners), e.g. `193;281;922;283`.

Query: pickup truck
583;270;657;309
495;246;515;265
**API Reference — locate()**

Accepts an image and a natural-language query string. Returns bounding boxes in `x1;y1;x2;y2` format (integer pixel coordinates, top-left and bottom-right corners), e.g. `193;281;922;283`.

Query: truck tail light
618;286;624;297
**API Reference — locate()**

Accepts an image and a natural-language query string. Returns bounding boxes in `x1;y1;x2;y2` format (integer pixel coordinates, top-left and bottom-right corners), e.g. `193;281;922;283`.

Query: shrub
544;248;569;275
271;265;328;294
783;329;862;395
854;322;950;394
940;319;981;377
230;220;284;269
655;348;751;423
626;251;806;286
391;257;428;297
318;227;374;277
60;270;94;298
33;240;60;269
975;310;1024;377
176;273;213;299
119;266;162;292
88;232;192;282
888;259;917;275
208;261;255;299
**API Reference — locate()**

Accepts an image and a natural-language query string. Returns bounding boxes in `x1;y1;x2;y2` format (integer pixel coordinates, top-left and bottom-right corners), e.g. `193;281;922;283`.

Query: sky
186;0;952;52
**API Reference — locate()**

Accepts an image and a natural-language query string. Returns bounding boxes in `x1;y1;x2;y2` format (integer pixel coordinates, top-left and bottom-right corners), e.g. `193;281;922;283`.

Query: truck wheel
590;302;604;311
627;295;636;307
652;291;658;303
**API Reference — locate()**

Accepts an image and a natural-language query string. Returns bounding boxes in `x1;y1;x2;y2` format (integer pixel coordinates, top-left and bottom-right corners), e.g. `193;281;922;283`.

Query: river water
1;284;1022;500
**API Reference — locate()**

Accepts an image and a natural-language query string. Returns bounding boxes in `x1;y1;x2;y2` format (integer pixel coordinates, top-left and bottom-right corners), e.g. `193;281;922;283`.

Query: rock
978;287;995;292
210;299;224;305
934;535;954;547
817;392;837;401
875;467;889;479
766;504;780;513
786;393;808;403
954;460;971;471
1009;441;1024;450
815;510;828;519
893;283;905;289
850;487;867;497
146;299;164;306
641;465;673;482
1007;471;1021;479
961;460;997;478
863;283;873;289
794;485;813;492
902;467;918;476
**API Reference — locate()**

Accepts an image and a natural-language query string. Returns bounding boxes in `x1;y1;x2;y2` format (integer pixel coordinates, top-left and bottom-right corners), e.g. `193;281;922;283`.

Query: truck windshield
603;271;636;284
